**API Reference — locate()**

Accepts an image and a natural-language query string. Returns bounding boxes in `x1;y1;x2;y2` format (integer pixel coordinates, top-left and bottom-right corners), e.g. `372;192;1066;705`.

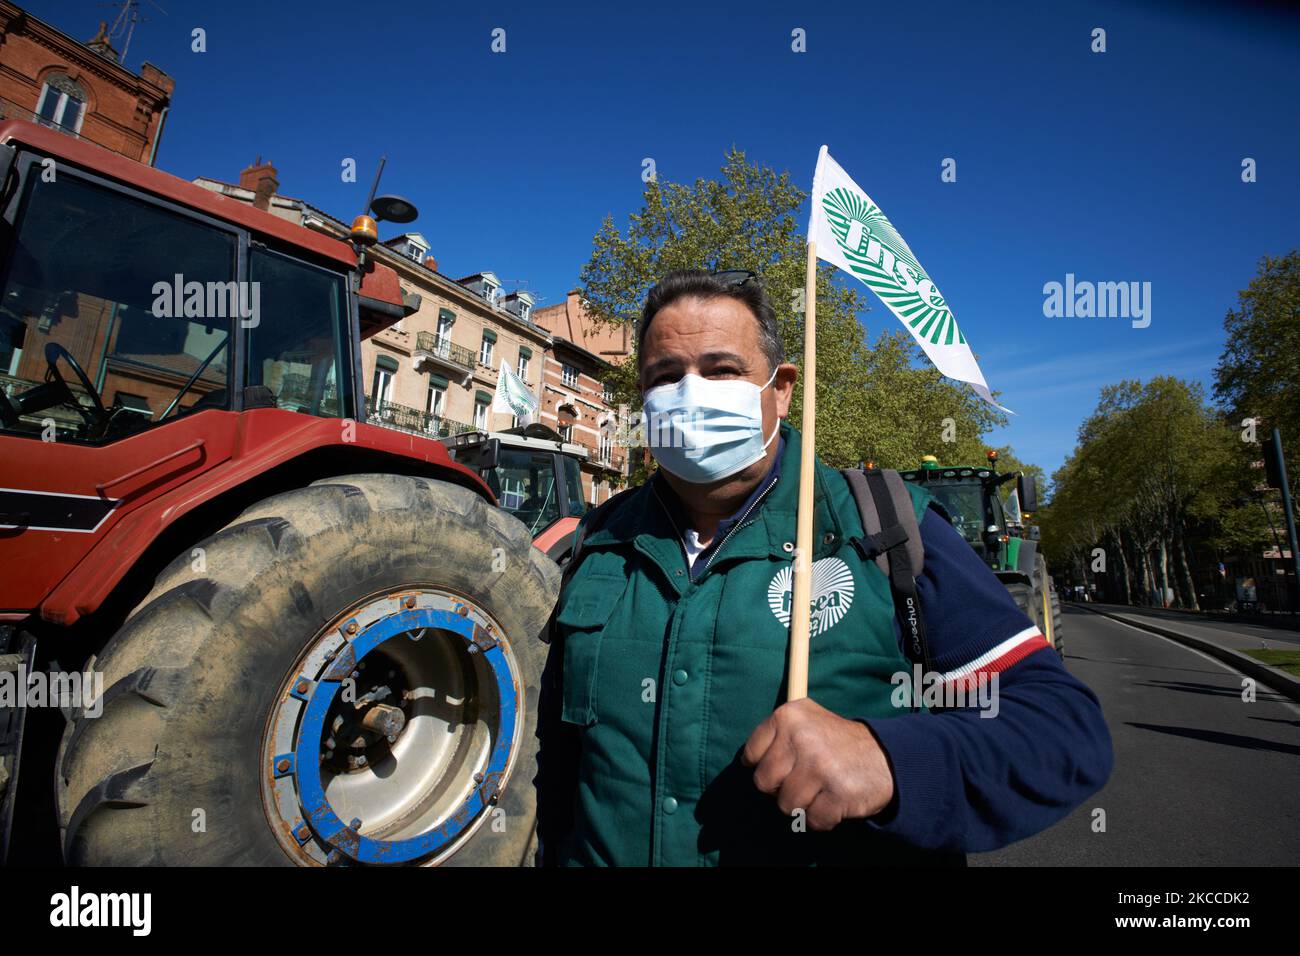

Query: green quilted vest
553;421;932;866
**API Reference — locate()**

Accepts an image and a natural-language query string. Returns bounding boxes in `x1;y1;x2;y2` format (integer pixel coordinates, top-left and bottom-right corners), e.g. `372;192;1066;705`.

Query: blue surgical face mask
640;367;780;484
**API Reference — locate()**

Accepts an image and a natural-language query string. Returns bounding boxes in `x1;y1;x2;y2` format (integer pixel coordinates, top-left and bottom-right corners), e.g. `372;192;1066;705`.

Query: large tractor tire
1006;582;1035;624
55;474;560;866
1033;555;1064;661
1004;577;1059;663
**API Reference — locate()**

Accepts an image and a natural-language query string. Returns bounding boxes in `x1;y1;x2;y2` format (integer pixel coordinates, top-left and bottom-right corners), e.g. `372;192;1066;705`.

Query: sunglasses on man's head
711;269;757;288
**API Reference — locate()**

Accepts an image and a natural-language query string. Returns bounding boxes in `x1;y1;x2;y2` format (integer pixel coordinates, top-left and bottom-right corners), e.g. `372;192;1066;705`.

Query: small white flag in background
493;359;539;423
808;146;1010;413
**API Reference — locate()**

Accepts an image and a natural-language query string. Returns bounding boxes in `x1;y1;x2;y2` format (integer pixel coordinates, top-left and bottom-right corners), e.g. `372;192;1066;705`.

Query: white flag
493;359;539;422
808;146;1010;413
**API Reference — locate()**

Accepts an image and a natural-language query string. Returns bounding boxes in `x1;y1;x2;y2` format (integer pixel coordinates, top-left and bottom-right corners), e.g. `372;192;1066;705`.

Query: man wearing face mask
534;269;1112;866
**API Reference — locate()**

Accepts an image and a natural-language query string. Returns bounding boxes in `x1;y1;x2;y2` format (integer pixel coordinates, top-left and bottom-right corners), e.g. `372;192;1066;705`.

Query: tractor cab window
481;448;560;536
562;453;587;517
245;247;348;417
927;483;990;548
0;169;237;444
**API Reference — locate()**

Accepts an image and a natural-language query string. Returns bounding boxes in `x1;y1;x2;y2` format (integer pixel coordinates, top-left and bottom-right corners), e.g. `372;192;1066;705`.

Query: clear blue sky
28;0;1300;478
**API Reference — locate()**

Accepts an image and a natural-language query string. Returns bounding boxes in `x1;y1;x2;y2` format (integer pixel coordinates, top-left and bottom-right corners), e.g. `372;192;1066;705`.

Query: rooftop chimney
85;21;119;63
239;157;279;212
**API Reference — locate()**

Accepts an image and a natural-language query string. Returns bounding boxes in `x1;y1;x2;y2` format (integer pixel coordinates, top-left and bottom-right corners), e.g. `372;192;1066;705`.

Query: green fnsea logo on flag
821;187;966;347
495;359;539;419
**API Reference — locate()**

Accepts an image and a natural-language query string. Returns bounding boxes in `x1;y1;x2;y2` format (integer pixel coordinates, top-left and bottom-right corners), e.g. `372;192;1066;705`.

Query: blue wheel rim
284;607;517;865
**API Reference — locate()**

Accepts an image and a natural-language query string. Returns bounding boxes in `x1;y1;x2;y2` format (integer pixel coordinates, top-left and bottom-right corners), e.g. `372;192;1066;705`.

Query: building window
517;354;528;381
479;336;494;366
602;383;614;403
558;422;573;442
425;382;445;419
520;302;531;322
562;363;578;387
371;357;397;410
36;76;86;133
591;477;602;505
436;310;454;345
474;400;489;430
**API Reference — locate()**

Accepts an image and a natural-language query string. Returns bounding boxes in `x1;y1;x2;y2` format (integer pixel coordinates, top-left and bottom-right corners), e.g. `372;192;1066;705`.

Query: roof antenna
99;0;168;68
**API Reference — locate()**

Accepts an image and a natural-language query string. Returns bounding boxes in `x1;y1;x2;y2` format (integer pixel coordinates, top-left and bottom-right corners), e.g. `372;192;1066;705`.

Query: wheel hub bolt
360;703;406;737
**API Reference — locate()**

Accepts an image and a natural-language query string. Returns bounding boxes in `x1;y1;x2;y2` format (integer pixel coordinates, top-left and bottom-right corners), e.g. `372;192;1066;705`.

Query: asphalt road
970;606;1300;866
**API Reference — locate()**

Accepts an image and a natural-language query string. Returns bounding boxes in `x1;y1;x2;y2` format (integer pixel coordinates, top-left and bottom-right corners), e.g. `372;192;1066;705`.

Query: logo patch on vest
767;556;855;637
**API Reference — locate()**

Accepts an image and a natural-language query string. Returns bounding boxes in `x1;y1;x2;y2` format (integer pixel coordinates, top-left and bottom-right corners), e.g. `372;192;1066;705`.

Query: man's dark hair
638;269;785;372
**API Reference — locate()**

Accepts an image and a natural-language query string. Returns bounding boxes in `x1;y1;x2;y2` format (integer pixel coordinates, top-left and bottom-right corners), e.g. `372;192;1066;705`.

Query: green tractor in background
898;452;1063;659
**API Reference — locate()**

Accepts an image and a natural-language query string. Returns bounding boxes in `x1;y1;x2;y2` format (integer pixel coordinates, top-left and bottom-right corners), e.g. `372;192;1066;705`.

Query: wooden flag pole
787;239;818;701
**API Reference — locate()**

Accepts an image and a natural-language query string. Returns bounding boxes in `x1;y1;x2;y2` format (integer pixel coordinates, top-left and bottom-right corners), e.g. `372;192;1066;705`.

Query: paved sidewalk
1080;603;1300;702
1089;603;1300;649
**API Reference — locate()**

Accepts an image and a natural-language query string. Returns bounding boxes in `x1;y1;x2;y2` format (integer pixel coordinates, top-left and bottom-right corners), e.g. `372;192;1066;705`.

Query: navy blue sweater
673;448;1112;854
859;508;1113;853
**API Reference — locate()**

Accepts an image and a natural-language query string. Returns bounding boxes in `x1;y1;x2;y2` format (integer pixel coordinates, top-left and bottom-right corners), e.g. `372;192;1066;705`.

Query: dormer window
483;280;499;304
519;301;531;322
385;233;428;264
404;235;429;263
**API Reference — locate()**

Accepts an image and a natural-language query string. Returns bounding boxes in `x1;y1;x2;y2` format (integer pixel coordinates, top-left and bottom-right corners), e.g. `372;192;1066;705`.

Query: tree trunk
1174;525;1200;611
1158;538;1172;607
1114;531;1133;605
1135;546;1152;606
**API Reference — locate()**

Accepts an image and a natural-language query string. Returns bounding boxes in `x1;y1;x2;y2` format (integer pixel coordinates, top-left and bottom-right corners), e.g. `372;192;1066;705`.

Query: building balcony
365;395;475;439
414;332;476;376
591;450;626;473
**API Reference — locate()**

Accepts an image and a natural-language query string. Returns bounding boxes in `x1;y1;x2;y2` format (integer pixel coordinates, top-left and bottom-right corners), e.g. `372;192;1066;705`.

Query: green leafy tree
1039;377;1247;609
1214;250;1300;498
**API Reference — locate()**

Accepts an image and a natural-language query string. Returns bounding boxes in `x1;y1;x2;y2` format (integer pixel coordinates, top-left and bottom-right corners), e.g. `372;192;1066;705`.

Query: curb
1077;604;1300;704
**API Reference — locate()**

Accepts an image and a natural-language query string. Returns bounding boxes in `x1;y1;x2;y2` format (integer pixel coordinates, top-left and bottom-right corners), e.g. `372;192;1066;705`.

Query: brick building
532;290;633;504
0;2;173;164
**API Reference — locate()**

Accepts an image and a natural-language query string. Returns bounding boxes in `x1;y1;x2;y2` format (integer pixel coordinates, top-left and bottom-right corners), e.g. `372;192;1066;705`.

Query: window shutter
376;354;399;372
429;374;449;389
481;328;498;343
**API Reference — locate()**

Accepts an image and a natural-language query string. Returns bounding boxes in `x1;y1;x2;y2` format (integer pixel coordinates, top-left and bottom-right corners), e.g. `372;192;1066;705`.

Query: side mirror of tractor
1027;525;1041;541
477;438;500;471
1017;472;1039;514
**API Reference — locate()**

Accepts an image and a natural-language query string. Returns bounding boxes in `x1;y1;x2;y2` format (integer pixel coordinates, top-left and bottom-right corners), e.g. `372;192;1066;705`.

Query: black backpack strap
842;468;934;682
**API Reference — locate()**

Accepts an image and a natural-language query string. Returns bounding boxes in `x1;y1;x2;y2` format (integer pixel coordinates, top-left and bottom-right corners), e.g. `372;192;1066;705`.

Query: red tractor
0;120;560;866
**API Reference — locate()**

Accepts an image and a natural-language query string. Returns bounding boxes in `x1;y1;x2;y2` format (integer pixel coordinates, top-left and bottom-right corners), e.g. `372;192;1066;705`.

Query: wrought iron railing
365;395;474;438
414;332;475;370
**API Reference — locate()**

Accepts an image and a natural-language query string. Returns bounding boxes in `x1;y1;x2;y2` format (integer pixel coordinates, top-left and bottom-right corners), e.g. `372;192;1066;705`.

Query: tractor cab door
0;161;242;444
0;154;355;448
